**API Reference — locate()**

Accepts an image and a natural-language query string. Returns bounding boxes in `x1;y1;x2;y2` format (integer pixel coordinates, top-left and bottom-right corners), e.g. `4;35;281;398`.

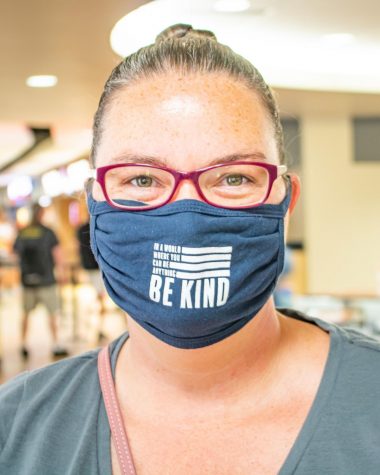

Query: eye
224;174;249;186
131;175;153;187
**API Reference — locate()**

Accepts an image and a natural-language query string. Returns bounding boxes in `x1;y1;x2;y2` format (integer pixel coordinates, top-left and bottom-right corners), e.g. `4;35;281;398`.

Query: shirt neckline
278;311;343;474
97;311;343;475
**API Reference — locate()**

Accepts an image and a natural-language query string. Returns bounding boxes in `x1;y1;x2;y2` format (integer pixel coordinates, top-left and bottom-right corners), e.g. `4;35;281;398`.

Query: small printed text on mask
149;243;232;308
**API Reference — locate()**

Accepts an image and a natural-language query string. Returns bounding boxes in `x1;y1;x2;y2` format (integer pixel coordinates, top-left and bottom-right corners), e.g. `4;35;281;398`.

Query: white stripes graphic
169;261;231;272
181;246;232;255
181;253;232;263
175;246;232;280
152;245;233;280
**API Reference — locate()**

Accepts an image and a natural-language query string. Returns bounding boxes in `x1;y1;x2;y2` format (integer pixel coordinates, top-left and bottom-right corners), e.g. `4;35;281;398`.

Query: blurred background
1;0;380;382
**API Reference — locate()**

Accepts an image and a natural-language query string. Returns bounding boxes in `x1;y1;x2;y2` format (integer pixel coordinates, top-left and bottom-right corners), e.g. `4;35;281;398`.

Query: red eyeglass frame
92;161;288;211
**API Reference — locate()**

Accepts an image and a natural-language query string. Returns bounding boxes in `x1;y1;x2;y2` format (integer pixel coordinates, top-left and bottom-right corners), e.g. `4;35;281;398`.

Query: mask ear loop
85;177;95;195
282;174;292;207
84;178;98;214
283;173;292;188
275;174;290;277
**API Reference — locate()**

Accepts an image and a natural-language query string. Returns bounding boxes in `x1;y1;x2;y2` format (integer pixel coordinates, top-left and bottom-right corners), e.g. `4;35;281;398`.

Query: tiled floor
0;284;128;384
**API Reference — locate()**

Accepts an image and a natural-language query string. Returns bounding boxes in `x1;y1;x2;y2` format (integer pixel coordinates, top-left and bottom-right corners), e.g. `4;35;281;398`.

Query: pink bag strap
98;345;137;475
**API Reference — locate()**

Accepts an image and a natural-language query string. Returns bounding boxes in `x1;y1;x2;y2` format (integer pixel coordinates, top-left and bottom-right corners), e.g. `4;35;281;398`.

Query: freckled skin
95;72;286;204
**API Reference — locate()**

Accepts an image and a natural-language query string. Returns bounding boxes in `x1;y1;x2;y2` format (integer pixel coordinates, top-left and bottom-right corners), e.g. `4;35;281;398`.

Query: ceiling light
7;176;33;201
38;195;52;208
213;0;251;12
41;170;63;197
66;159;90;192
26;75;58;88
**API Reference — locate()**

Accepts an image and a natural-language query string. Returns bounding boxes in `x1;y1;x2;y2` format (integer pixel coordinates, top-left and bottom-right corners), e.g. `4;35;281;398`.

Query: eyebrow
108;152;268;168
109;154;168;167
207;152;267;166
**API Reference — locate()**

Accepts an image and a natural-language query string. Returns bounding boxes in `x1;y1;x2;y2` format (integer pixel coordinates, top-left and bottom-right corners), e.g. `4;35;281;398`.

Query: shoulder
40;225;59;245
0;346;100;389
282;307;380;353
335;325;380;381
283;308;380;398
311;313;380;368
0;371;28;449
0;346;100;399
40;224;56;236
78;223;89;234
317;326;380;454
14;226;31;242
0;348;100;453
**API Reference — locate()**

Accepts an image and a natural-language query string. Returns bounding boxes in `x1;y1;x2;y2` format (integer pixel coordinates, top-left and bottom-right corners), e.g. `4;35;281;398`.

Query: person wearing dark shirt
13;204;68;359
77;221;107;342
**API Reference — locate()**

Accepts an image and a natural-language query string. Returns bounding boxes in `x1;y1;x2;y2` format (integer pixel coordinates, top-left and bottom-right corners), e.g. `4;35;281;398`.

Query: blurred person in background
13;204;68;359
0;208;17;294
0;208;16;261
77;219;107;342
1;23;380;475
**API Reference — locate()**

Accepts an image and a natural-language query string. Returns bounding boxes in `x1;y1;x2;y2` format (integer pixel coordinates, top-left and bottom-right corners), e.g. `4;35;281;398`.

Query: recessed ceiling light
213;0;251;13
26;75;58;88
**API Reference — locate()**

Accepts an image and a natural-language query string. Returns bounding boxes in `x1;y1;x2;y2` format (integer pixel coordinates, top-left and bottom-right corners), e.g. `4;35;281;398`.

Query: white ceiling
1;0;380;174
112;0;380;93
0;0;146;127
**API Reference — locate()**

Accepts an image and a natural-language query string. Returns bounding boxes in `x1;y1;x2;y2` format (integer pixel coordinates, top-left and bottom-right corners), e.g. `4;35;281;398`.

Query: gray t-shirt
1;309;380;474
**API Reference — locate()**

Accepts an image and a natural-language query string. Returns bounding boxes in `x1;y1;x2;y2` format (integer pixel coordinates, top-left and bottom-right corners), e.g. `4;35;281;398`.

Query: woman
1;24;380;475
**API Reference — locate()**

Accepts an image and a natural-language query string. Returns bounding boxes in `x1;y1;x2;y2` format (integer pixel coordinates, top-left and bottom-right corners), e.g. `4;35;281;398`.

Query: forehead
95;72;277;169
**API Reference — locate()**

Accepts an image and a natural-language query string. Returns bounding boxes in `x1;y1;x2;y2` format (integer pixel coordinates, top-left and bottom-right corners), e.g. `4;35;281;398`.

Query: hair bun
155;24;217;43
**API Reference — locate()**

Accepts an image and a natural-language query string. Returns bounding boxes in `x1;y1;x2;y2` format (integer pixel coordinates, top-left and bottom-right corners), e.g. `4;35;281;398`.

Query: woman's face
94;72;286;205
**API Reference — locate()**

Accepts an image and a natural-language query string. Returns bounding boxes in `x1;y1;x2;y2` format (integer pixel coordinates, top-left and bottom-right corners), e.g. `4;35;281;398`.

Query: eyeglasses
90;161;288;211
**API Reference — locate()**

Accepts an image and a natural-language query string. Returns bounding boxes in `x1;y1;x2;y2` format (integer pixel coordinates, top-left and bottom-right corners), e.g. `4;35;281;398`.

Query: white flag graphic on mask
149;243;232;308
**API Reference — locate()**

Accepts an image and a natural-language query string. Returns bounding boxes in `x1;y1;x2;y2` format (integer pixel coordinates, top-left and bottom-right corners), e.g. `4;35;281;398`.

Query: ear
288;174;301;215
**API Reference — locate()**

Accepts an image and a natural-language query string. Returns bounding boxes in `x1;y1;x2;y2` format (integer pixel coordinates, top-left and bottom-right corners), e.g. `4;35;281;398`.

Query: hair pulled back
91;24;284;164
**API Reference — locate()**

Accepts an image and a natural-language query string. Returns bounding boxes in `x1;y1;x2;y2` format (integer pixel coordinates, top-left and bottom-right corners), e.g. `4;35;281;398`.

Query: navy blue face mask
88;188;291;349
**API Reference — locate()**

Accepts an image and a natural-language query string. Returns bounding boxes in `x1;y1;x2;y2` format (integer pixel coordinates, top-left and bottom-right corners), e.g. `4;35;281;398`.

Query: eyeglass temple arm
278;165;287;176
